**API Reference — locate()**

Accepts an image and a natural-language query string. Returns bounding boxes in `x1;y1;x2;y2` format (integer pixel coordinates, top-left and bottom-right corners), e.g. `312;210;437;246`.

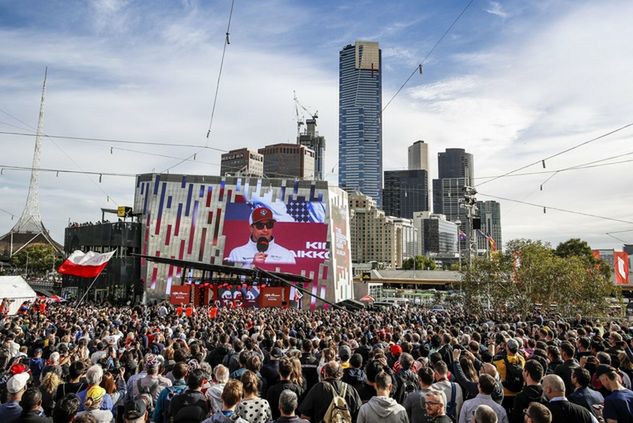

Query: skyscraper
408;140;429;171
432;148;474;251
339;41;382;206
383;169;429;218
477;200;502;251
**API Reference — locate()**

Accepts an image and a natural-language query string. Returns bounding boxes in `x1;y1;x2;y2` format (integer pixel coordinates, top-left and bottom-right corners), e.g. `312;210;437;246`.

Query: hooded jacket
356;396;408;423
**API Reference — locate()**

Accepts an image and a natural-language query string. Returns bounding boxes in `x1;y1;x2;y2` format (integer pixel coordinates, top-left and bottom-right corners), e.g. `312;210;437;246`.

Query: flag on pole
57;250;116;278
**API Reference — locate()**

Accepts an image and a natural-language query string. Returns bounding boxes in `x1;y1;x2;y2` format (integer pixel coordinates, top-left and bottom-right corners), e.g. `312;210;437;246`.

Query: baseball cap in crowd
124;398;147;420
271;347;284;359
595;364;617;378
390;344;402;356
7;373;29;394
339;345;352;360
144;354;160;370
249;207;276;225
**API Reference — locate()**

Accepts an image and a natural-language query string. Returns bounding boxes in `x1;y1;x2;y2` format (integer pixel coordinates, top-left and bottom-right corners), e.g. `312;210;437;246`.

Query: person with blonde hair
75;385;114;423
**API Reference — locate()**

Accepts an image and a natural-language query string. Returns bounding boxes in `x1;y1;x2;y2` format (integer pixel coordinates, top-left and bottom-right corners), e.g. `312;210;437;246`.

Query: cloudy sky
1;0;632;249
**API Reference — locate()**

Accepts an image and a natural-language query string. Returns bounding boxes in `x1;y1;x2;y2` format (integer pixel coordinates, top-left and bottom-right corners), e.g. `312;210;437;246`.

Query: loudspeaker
473;218;481;230
336;299;365;311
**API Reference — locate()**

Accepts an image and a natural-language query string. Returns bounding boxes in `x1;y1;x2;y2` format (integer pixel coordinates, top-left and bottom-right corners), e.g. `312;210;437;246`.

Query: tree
402;255;437;270
10;244;58;276
555;238;610;279
462;239;619;318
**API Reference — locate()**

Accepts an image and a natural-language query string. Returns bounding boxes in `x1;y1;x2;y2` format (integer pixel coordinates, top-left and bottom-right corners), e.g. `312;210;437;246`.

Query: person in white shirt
228;207;296;267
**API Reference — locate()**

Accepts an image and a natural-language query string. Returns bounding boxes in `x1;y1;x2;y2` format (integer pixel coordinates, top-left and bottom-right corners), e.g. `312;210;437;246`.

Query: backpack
323;382;352;423
395;371;418;403
170;391;210;423
159;385;187;423
446;382;457;422
502;356;524;393
137;378;160;399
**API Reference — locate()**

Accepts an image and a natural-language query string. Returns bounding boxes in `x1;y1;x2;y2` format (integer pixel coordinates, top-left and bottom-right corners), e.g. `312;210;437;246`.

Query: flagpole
76;248;117;305
77;273;102;305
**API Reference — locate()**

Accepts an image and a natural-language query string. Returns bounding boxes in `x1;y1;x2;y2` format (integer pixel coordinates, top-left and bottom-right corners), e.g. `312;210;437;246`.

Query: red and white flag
57;250;116;278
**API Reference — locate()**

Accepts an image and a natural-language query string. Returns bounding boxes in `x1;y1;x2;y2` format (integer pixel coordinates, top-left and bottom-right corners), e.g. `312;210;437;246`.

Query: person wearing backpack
132;355;172;404
169;368;211;423
394;354;419;404
201;380;248;423
431;361;462;422
298;361;361;423
491;339;525;414
357;371;408;423
153;363;188;423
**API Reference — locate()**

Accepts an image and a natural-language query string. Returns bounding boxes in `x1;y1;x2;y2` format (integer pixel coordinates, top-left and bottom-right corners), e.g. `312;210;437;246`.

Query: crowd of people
0;301;631;423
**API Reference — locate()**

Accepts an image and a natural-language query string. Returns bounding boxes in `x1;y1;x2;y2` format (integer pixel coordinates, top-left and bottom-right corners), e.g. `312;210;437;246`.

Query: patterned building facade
134;174;353;306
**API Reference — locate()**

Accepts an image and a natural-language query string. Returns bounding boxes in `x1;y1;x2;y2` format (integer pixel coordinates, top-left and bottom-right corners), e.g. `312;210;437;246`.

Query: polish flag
57;250;116;278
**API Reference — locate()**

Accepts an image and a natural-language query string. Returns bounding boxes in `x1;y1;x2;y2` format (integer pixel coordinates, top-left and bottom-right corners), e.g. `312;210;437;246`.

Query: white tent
0;276;37;315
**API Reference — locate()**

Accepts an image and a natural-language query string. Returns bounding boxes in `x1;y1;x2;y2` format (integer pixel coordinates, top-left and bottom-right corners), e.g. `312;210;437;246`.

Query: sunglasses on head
253;221;274;229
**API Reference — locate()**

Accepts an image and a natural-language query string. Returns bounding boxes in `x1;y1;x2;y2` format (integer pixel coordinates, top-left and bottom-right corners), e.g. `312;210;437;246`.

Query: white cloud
485;1;509;18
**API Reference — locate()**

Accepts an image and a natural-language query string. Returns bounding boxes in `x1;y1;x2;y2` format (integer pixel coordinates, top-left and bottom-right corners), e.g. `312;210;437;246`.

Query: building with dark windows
383;169;429;218
432;148;474;251
339;41;383;206
477;200;502;251
259;143;315;179
62;219;142;304
220;148;264;177
297;118;326;180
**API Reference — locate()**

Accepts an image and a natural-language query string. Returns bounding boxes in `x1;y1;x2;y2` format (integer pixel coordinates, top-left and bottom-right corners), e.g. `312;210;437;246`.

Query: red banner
259;286;287;308
170;285;190;305
614;252;630;285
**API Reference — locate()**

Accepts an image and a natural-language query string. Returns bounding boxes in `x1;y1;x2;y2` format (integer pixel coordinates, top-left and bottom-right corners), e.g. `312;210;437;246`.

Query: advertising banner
259;286;286;307
170;285;190;305
614;252;630;285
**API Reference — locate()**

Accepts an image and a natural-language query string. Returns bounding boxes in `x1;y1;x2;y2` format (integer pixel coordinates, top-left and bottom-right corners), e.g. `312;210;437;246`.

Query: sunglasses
253;221;274;229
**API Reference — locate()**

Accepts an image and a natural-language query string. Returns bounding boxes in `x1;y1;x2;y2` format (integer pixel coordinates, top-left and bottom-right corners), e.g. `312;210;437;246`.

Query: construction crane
293;90;318;136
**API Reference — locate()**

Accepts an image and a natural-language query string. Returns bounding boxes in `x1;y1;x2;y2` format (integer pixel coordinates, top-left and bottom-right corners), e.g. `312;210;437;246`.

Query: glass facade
339;41;383;206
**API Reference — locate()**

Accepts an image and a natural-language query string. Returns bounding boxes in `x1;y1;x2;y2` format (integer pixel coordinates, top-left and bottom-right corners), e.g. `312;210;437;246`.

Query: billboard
222;193;329;308
134;174;353;305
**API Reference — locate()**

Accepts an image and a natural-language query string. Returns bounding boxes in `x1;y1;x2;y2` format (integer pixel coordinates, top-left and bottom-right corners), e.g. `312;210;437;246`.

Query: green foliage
402;255;437;270
10;244;58;276
462;238;619;318
555;238;611;279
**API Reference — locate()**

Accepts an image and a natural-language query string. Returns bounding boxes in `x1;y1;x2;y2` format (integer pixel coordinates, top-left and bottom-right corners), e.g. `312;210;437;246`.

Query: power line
478;192;633;226
206;0;236;141
0;164;136;178
382;0;475;112
111;146;220;167
475;121;633;187
0;208;16;219
0;130;228;152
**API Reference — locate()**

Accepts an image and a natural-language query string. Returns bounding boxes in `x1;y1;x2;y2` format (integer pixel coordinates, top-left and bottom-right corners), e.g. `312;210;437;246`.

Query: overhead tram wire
0;131;228;152
166;0;236;173
478;192;633;226
382;0;475;113
475;121;633;188
0;164;136;178
206;0;236;142
0;109;124;205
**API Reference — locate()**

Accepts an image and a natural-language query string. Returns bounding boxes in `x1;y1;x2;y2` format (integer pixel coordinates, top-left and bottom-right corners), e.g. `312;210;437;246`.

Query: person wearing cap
492;338;525;412
595;364;633;423
75;385;113;423
123;398;148;423
0;372;30;422
227;207;296;267
131;354;172;403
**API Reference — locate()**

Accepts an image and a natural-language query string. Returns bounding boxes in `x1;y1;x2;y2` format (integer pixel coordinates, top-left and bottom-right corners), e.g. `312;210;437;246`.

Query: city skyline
1;1;632;249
